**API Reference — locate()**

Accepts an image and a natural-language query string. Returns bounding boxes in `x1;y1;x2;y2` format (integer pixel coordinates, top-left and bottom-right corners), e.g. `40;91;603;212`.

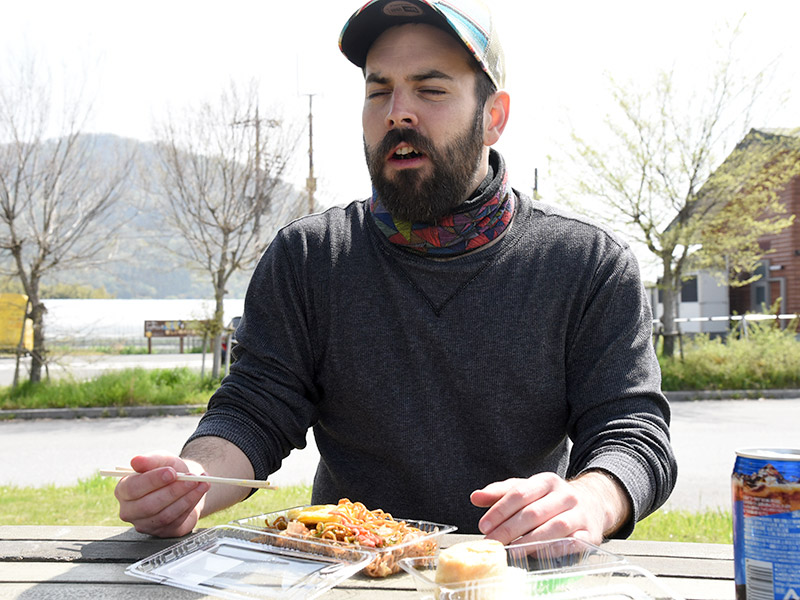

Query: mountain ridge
8;133;304;299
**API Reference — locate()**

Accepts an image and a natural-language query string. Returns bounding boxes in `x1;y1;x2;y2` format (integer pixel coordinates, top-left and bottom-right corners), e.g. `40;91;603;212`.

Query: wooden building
729;172;800;316
650;128;800;332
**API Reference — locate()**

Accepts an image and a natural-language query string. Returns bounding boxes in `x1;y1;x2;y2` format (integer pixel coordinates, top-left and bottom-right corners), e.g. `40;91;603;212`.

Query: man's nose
385;91;418;129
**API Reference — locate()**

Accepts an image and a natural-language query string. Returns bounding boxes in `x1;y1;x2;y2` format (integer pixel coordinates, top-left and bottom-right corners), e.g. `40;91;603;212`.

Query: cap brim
339;0;450;68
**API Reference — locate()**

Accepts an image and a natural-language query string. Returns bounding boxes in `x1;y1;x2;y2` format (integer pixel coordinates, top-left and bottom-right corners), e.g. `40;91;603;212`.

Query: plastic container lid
126;525;374;600
399;538;682;599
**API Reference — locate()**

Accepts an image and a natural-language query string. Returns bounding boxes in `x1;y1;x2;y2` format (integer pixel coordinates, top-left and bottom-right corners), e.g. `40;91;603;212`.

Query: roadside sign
144;320;206;338
0;293;33;352
144;320;209;353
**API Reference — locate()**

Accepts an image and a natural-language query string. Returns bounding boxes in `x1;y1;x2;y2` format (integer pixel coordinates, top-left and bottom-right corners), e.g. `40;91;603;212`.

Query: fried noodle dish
267;498;439;577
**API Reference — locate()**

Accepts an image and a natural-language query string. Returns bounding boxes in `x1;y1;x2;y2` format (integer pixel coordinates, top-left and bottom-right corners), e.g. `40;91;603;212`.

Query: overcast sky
4;0;800;253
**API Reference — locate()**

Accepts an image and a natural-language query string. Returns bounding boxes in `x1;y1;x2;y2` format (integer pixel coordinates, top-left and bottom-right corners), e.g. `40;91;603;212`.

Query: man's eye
367;90;390;99
421;89;446;96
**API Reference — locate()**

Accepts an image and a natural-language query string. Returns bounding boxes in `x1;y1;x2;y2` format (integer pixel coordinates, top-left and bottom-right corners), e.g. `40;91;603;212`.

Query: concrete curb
665;389;800;402
2;390;800;421
0;405;206;421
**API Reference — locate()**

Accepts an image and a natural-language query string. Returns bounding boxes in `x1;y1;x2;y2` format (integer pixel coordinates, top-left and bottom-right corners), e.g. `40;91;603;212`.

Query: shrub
659;319;800;391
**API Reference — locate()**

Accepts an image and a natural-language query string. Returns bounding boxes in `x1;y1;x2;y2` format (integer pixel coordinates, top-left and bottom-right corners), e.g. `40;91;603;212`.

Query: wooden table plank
1;578;734;600
0;565;417;597
0;563;133;584
623;555;733;579
0;527;737;600
0;540;174;562
0;526;147;542
659;576;735;600
0;582;206;600
603;539;733;560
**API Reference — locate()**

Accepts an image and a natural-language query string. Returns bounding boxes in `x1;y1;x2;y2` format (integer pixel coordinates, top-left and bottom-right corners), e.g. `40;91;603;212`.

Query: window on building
755;286;767;307
681;277;698;303
655;276;698;303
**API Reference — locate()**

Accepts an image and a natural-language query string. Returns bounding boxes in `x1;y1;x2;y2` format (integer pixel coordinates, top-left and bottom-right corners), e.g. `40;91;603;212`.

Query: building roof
752;127;800;138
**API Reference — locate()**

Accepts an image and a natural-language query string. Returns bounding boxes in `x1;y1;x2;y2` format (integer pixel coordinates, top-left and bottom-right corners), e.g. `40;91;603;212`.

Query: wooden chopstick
100;467;277;489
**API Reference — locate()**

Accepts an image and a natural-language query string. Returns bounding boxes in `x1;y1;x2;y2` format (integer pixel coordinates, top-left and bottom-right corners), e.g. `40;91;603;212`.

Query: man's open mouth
392;146;424;160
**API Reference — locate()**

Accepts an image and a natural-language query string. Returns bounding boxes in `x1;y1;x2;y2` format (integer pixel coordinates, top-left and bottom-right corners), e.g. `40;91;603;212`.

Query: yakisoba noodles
266;498;440;577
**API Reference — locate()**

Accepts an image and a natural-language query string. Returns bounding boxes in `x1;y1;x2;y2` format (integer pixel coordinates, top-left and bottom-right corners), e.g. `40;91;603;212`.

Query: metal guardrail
653;313;799;325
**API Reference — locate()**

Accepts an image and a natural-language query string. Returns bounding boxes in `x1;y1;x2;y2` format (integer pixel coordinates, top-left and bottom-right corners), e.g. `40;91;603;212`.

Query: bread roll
435;539;508;600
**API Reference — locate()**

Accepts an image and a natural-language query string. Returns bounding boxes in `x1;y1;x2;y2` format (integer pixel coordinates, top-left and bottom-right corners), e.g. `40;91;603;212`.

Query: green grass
0;368;218;410
629;506;732;544
0;473;312;528
0;474;731;543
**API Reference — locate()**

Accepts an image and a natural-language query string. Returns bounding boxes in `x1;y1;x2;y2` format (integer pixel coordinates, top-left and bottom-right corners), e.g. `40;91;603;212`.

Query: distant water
43;298;245;343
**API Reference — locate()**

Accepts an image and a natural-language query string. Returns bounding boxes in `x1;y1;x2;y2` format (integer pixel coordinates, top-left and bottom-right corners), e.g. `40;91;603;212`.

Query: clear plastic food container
126;525;374;600
234;505;457;578
399;538;683;600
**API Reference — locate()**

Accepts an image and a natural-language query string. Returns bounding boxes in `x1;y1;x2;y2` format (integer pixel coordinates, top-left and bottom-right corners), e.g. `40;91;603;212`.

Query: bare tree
0;56;134;383
563;27;800;357
152;81;302;377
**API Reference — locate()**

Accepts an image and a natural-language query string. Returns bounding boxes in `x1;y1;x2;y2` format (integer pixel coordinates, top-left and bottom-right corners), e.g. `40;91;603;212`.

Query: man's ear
483;90;510;147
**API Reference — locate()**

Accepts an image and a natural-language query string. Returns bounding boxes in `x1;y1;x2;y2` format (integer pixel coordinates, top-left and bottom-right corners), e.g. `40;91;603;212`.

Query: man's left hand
470;471;631;545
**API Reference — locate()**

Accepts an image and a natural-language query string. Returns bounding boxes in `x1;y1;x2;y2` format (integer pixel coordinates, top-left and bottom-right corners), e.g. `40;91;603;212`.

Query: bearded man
115;0;677;546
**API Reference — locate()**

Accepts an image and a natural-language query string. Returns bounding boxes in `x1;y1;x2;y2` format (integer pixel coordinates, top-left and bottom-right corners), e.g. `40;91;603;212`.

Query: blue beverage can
732;449;800;600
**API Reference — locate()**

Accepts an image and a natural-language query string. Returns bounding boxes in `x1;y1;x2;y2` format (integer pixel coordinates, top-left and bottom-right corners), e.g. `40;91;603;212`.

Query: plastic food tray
399;538;683;600
234;506;457;577
125;525;374;600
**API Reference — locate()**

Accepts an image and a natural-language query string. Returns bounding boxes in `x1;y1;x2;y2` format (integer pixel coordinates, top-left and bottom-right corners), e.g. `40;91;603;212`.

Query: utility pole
305;93;317;214
231;108;280;226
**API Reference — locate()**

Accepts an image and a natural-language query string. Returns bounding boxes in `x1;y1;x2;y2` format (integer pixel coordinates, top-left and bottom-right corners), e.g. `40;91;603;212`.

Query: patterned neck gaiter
369;167;515;257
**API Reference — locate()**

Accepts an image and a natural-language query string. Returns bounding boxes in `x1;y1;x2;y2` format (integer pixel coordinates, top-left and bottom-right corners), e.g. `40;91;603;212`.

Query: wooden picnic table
0;526;734;599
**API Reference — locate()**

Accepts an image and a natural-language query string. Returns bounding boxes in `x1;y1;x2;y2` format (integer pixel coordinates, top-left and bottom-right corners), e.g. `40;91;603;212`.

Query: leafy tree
562;29;800;358
0;56;133;382
688;128;799;283
151;80;302;377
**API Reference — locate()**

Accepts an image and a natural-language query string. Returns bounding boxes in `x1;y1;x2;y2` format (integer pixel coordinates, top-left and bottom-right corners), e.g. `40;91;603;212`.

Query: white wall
647;270;729;334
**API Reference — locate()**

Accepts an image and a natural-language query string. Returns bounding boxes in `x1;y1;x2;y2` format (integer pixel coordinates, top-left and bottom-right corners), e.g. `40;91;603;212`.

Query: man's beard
364;106;485;223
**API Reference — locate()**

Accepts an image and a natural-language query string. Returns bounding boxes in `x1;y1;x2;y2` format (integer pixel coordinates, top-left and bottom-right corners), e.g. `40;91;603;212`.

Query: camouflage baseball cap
339;0;506;89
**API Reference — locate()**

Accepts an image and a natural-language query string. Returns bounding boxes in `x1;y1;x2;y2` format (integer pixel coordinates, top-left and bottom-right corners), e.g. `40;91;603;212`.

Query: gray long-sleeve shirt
188;182;677;536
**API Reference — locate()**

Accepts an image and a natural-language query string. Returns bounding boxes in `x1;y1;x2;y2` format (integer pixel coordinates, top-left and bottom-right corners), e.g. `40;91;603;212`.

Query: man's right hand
114;454;210;538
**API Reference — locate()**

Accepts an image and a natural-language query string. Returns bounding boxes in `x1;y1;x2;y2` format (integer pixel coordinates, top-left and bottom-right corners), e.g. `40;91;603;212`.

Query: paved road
3;397;799;513
0;414;319;489
663;397;800;511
